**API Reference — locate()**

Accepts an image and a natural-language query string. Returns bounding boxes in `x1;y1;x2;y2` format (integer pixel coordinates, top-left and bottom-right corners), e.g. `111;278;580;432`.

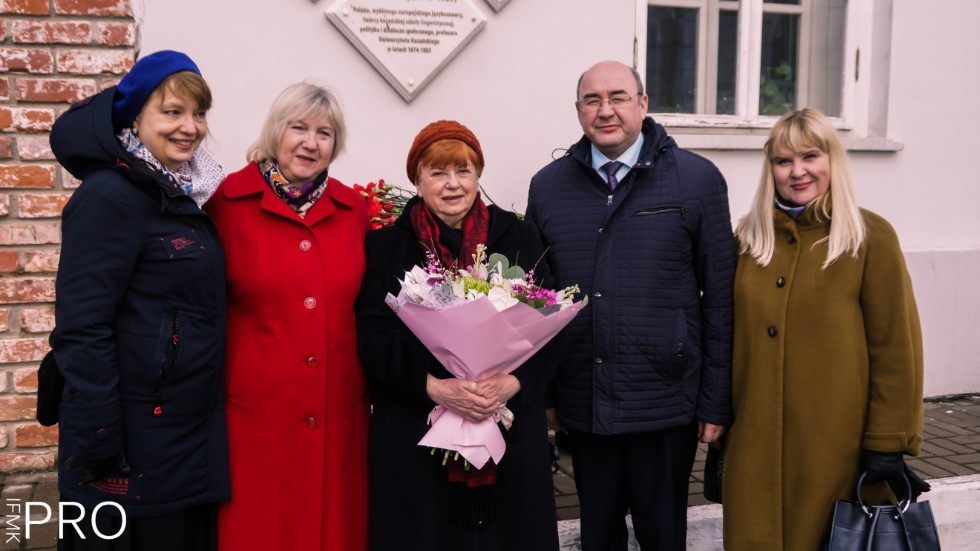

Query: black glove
861;450;904;484
900;463;931;501
66;453;131;483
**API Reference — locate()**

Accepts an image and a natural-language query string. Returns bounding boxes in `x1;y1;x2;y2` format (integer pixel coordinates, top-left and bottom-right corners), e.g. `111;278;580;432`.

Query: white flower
399;266;433;302
486;286;519;311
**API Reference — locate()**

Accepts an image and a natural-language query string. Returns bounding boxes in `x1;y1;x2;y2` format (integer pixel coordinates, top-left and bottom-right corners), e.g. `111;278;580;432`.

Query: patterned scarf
116;129;224;207
410;193;489;269
258;160;328;218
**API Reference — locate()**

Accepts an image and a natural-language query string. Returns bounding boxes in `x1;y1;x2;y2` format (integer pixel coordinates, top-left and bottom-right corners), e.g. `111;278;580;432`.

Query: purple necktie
602;161;623;191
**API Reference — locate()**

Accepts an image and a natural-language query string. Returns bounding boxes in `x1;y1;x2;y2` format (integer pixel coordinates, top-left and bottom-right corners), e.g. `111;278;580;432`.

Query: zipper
154;312;179;415
634;206;688;219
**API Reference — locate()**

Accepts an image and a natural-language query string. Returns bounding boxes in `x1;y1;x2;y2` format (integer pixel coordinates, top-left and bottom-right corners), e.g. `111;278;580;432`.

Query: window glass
760;12;800;116
647;6;698;113
716;9;738;115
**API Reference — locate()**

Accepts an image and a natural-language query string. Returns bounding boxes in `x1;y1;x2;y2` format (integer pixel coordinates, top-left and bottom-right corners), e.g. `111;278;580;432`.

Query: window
635;0;898;149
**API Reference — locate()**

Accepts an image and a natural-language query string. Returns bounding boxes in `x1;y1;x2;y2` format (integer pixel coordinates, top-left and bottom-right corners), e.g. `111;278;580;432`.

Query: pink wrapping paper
390;296;585;469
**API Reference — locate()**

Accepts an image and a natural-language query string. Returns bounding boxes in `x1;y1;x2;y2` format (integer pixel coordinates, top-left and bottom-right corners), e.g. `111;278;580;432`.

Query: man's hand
698;420;726;444
546;407;564;433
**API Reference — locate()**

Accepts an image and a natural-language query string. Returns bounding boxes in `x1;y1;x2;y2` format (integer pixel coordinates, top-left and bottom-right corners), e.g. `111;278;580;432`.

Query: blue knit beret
112;50;201;133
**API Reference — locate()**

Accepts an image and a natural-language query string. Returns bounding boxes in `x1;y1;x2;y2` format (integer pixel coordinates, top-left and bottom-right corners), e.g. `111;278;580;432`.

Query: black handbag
35;350;64;426
703;442;724;504
824;471;941;550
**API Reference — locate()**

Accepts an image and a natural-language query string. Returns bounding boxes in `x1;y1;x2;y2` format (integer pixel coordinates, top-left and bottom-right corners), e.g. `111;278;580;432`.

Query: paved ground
553;394;980;520
1;395;977;549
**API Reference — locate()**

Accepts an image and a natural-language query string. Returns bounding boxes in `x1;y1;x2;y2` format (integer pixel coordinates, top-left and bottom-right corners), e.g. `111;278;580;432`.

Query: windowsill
667;132;904;152
650;114;904;152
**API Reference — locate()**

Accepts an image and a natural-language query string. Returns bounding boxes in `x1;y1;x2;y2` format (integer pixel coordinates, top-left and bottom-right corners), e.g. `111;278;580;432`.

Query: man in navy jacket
526;60;735;550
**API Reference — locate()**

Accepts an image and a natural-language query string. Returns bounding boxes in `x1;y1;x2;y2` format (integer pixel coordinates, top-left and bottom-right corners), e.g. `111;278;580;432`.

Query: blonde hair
735;108;865;269
246;81;346;163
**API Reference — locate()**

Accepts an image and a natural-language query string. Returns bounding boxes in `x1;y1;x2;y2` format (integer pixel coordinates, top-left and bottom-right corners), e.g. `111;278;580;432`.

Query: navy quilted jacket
526;118;735;435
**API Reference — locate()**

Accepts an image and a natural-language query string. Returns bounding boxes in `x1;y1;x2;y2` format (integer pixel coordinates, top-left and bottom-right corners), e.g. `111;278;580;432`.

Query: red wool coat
206;162;369;551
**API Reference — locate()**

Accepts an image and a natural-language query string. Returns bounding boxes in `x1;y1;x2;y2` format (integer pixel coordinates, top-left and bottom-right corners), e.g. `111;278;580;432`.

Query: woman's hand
426;374;499;422
474;374;521;406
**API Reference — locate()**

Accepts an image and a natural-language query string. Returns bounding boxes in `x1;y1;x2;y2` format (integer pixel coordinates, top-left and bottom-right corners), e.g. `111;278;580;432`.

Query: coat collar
566;117;677;169
221;161;362;225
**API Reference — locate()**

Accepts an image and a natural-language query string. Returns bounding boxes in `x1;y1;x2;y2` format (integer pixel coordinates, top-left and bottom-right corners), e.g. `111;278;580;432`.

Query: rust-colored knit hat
406;120;484;184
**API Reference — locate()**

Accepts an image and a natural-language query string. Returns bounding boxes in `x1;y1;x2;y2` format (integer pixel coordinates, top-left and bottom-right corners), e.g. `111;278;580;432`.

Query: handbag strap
856;471;913;515
866;508;916;551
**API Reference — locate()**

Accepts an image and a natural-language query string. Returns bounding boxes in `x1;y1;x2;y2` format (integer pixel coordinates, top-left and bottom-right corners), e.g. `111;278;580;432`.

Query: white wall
138;0;980;395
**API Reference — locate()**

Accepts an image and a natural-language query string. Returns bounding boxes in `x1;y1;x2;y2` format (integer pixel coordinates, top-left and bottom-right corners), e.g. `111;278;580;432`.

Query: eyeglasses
576;94;637;113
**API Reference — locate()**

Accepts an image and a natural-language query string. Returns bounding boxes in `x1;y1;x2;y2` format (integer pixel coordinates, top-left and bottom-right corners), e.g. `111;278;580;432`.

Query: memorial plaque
483;0;510;13
325;0;488;102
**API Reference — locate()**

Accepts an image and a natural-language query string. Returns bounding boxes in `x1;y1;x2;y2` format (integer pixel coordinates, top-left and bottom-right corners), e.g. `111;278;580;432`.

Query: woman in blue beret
49;50;229;550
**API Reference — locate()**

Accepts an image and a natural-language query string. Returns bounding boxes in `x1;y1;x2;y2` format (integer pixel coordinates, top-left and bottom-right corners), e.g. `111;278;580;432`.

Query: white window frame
634;0;900;150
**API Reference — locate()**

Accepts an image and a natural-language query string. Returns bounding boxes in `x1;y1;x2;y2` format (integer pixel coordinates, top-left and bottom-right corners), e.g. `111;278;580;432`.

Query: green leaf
503;266;525;279
487;253;510;272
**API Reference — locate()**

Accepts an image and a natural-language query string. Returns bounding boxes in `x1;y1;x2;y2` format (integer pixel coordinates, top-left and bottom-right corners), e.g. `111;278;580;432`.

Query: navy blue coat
49;87;230;516
526;118;735;435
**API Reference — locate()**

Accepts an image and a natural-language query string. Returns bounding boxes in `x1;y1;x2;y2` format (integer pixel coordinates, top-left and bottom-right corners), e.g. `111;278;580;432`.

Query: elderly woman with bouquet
355;120;561;551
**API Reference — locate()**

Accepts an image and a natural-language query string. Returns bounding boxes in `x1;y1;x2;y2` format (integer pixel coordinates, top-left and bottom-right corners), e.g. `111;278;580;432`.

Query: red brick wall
0;0;135;474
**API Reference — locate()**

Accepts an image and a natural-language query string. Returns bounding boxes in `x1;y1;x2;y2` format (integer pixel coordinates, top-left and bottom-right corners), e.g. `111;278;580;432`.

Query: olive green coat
722;207;923;550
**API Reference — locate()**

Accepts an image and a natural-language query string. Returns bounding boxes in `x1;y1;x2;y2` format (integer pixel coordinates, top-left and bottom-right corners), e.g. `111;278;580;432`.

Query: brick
0;337;49;363
0;309;8;332
15;135;53;161
0;223;60;245
0;0;49;15
0;395;37;420
0;48;54;74
16;77;97;103
0;136;11;159
55;0;132;16
0;107;55;132
0;451;56;472
0;165;56;188
20;307;54;332
0;78;8;101
0;428;6;448
60;167;81;189
17;193;71;218
14;423;58;447
13;366;39;392
97;21;134;46
0;278;56;303
56;48;133;75
11;20;91;44
22;249;59;273
0;250;18;272
0;194;9;216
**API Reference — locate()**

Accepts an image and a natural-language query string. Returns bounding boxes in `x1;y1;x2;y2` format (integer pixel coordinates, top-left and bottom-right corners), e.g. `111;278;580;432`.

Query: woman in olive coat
722;108;924;550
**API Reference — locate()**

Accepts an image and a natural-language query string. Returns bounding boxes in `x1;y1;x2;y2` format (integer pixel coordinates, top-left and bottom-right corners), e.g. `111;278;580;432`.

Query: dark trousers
570;422;698;551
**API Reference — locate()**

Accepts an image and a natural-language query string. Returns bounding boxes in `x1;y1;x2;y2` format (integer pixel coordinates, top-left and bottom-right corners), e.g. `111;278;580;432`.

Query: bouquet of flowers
352;179;413;229
386;245;586;470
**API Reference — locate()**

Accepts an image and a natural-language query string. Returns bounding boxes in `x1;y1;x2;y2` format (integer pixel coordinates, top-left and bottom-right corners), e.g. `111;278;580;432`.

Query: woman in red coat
206;82;369;550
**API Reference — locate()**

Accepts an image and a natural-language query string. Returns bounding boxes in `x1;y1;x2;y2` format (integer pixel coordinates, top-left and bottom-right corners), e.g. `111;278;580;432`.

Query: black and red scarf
409;193;489;269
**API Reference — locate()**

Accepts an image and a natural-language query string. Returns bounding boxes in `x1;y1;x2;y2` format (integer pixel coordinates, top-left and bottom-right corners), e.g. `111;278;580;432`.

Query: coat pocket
633;205;688;218
158;230;206;259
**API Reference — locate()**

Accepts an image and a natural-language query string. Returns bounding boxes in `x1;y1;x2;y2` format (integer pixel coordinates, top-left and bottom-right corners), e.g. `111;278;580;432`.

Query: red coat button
306;355;318;369
304;297;316;309
299;240;312;251
306;417;318;429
